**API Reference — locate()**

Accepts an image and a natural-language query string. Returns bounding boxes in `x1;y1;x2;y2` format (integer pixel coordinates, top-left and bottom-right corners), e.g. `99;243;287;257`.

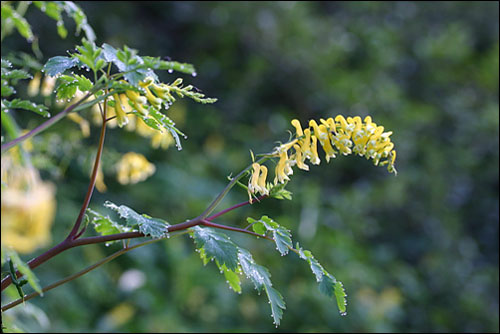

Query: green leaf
221;263;242;294
142;56;197;75
4;248;42;295
1;4;33;41
237;248;272;290
296;243;347;316
249;215;292;256
334;281;348;315
269;182;293;200
87;208;135;243
62;1;96;42
237;248;285;326
55;74;93;100
190;226;239;271
103;201;169;238
1;99;50;117
265;285;286;327
101;43;118;62
42;56;79;77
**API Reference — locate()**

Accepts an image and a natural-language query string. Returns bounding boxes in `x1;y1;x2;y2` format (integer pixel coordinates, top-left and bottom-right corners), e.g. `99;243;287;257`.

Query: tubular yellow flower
274;151;292;184
248;163;262;194
116;152;156;185
291;119;304;137
276;139;298;154
293;144;309;171
310;135;321;165
27;72;41;96
274;115;397;180
143;86;162;109
258;165;269;195
113;93;129;128
301;128;312;158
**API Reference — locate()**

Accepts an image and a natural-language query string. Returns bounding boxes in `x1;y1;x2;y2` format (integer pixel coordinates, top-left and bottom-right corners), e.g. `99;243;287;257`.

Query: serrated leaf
295;243;347;315
43;56;79;76
265;285;286;326
87;208;134;242
2;4;33;41
63;1;96;42
1;99;50;117
1;68;32;83
334;281;347;315
190;226;239;271
55;74;93;100
237;248;285;326
248;216;292;256
101;43;118;62
4;248;42;295
269;182;293;200
221;263;241;294
237;248;272;291
104;201;169;238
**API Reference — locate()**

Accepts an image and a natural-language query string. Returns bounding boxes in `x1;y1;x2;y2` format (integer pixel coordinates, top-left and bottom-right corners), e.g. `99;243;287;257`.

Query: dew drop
168;69;173;73
191;72;197;77
340;311;347;316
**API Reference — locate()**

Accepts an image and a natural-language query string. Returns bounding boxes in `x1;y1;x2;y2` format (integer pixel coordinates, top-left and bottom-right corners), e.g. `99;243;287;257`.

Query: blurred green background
2;1;499;332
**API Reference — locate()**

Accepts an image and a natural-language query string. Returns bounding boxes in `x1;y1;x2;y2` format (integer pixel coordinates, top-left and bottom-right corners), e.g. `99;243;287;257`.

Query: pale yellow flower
1;155;56;254
116;152;156;185
27;72;41;96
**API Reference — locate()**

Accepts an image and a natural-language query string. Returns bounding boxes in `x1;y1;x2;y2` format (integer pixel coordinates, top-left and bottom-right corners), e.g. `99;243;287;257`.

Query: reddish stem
207;195;267;221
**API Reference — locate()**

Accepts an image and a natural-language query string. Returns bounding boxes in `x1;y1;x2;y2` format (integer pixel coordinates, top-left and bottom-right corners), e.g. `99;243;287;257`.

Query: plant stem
67;105;107;239
201;219;273;241
200;157;269;219
206;195;268;221
1;231;190;312
1;91;94;154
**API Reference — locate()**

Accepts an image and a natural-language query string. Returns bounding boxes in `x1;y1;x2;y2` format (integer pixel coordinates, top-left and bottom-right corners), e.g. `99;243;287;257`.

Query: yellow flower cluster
116;152;156;185
1;153;56;254
248;115;397;201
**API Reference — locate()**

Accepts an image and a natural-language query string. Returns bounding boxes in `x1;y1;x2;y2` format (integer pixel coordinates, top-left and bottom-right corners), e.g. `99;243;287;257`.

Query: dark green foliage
103;201;169;238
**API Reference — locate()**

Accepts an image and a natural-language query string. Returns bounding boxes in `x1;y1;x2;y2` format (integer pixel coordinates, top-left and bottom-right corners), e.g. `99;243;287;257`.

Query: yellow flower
248;163;270;202
40;75;56;96
27;72;41;96
151;130;174;150
291;119;304;137
1;156;56;254
95;164;107;193
292;144;309;171
116;152;156;185
274;150;293;184
113;94;129;128
271;115;397;183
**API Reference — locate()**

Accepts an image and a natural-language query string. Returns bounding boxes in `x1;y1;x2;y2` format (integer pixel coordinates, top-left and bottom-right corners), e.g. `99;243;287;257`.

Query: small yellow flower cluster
1;153;56;254
248;115;397;201
116;152;156;185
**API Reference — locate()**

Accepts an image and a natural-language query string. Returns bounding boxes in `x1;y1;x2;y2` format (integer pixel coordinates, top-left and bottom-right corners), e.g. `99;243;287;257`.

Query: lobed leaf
103;201;169;238
87;208;135;243
1;99;50;117
296;242;347;316
189;227;286;326
42;56;79;77
190;226;239;271
249;216;292;256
